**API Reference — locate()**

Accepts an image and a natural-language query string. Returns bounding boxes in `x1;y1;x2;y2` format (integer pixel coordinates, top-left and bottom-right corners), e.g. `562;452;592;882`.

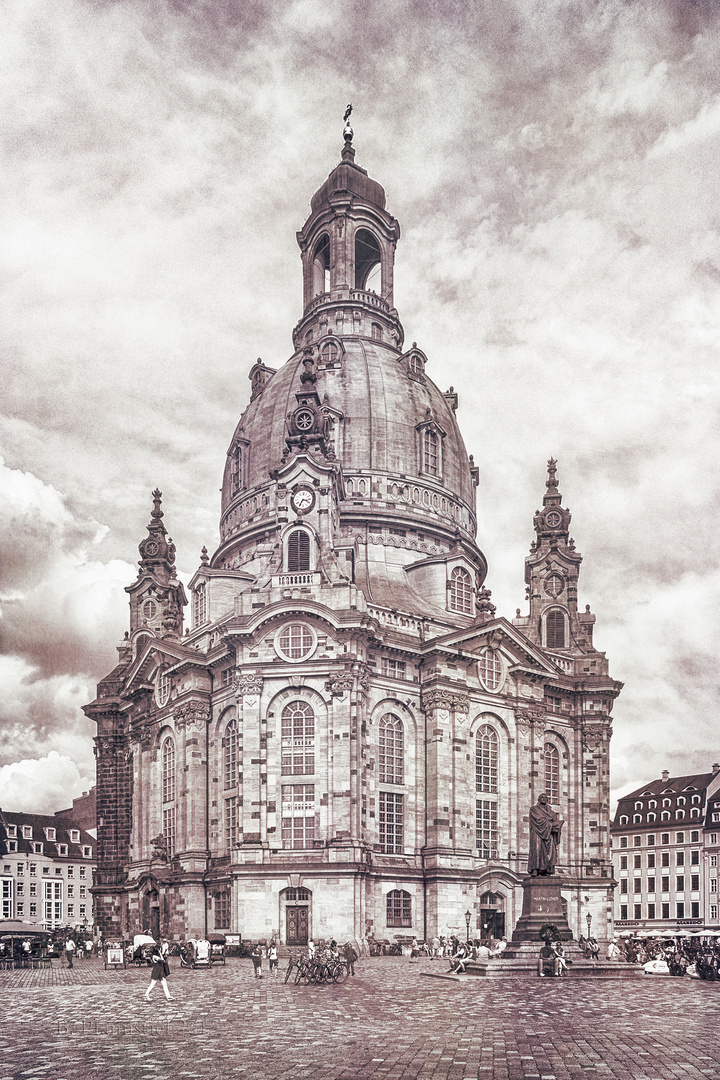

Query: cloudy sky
1;0;719;814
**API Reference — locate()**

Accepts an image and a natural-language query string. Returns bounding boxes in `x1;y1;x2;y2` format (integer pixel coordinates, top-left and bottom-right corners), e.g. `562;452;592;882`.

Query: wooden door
286;905;309;945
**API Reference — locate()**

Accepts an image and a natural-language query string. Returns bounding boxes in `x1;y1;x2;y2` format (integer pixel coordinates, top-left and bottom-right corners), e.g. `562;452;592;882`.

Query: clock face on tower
544;510;562;529
290;486;315;515
144;540;159;556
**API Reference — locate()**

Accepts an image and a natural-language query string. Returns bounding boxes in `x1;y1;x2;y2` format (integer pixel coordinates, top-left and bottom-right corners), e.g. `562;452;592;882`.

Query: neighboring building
85;126;621;947
55;787;97;837
0;809;96;930
610;764;720;933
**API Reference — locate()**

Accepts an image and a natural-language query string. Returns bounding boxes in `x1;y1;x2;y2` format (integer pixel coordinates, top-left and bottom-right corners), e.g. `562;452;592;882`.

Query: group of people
537;939;571;976
407;934;509;970
250;940;280;978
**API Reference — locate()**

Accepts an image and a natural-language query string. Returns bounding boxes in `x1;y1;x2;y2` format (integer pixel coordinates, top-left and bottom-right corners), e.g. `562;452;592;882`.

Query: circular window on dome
275;623;316;663
477;648;504;693
143;599;158;621
155;667;171;708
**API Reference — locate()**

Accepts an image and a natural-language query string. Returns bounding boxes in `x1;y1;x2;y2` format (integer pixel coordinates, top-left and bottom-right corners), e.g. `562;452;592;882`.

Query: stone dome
220;337;477;541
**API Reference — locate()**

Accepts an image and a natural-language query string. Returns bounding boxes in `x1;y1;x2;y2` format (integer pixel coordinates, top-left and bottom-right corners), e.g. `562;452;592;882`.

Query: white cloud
0;751;93;815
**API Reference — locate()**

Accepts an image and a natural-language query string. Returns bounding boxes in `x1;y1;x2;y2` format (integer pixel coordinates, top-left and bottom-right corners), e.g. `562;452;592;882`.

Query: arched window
281;701;315;775
546;610;566;649
544;743;560;804
620;816;628;824
287;530;310;572
386;889;412;927
661;811;670;821
371;322;383;341
313;234;330;296
379;714;403;785
423;429;439;477
449;567;473;614
476;725;498;794
633;814;642;823
133;632;150;658
355;229;381;291
162;737;176;856
224;718;238;790
648;812;656;822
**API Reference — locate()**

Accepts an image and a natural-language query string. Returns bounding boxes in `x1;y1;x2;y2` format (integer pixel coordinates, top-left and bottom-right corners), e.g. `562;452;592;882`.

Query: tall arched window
281;700;315;775
224;717;238;790
546;610;566;649
476;724;498;858
544;743;560;804
449;566;473;614
386;889;412;927
287;530;310;572
379;714;403;785
223;716;239;853
476;725;498;794
162;737;176;855
355;229;381;291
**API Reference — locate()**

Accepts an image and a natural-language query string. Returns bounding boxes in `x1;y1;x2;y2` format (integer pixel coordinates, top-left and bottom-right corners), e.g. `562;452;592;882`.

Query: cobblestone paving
0;956;717;1080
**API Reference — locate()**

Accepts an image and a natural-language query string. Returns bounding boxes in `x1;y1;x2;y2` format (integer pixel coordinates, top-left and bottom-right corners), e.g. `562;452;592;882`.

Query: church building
86;122;622;948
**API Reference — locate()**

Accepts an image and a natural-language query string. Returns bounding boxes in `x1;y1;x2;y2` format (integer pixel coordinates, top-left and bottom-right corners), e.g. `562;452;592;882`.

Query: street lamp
465;910;471;943
586;913;592;938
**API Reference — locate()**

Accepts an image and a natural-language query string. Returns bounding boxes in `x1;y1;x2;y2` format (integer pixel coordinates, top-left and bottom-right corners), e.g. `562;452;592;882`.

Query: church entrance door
478;891;505;940
286;905;309;945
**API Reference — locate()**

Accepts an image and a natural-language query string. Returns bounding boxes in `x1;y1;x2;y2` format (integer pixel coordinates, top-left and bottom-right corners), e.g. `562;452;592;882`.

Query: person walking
343;940;357;976
65;938;75;969
268;940;279;978
145;944;173;1002
251;943;264;979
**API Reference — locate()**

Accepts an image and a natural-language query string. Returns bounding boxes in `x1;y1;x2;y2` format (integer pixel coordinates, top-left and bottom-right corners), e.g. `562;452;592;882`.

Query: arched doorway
478;891;505;940
281;887;311;945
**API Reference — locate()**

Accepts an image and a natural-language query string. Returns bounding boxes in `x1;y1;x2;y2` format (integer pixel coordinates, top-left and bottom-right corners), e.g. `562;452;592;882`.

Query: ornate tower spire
127;490;186;641
518;460;587;654
138;489;176;584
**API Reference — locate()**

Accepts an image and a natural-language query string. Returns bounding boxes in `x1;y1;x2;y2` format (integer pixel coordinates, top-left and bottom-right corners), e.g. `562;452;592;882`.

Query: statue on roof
343;103;353;144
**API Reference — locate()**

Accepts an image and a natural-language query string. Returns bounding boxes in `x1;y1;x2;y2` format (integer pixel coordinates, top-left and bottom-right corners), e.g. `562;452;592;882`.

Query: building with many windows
0;810;96;930
86;127;621;947
610;765;720;933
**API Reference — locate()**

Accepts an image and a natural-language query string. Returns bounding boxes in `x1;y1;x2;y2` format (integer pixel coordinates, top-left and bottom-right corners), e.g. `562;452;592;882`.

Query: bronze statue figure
528;792;564;875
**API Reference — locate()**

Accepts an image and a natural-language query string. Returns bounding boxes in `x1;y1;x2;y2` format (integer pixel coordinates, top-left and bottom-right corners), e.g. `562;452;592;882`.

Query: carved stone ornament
140;724;155;748
325;673;354;697
516;706;545;730
421;689;469;715
94;737;119;762
582;724;605;750
174;702;211;731
233;673;264;698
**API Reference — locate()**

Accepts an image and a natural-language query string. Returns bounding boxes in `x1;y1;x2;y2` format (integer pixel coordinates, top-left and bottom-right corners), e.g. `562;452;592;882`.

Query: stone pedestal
508;876;573;947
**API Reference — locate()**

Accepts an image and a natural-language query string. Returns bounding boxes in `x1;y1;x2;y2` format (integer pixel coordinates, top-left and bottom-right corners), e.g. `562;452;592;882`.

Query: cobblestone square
0;956;717;1080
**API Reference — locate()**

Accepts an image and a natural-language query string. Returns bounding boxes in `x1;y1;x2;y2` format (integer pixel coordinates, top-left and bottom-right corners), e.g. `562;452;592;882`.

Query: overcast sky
1;0;719;814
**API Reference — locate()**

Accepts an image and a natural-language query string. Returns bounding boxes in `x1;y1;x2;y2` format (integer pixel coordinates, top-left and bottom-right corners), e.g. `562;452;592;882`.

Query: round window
275;623;316;662
143;599;158;620
155;668;170;708
294;409;314;432
477;648;504;692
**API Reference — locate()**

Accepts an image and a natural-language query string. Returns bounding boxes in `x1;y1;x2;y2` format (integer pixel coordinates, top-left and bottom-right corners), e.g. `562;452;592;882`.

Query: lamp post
586;913;592;938
465;910;471;944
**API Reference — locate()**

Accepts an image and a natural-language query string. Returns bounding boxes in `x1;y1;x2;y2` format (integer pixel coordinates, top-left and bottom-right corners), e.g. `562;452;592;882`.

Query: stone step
458;959;644;979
